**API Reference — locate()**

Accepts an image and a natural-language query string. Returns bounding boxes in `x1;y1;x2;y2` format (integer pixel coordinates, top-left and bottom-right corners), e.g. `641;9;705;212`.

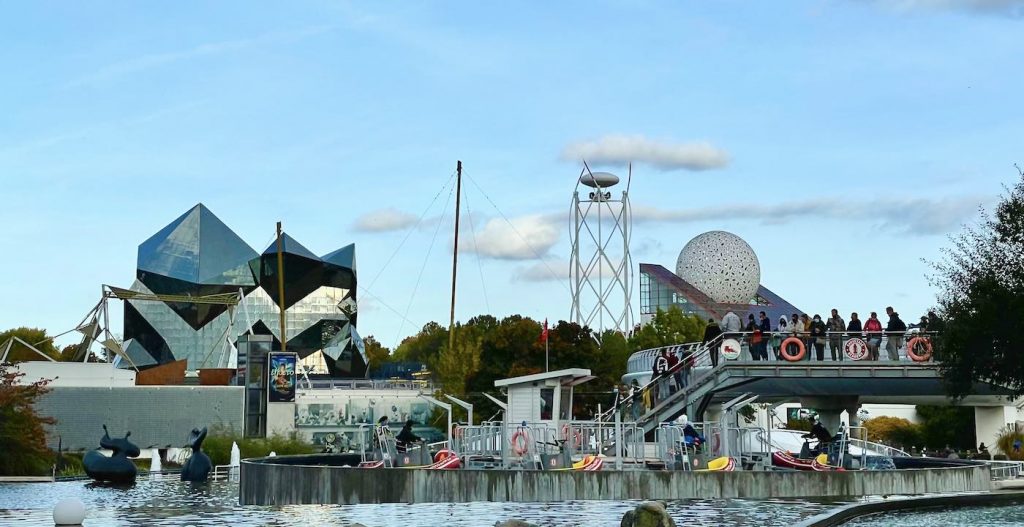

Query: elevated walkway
619;336;1017;435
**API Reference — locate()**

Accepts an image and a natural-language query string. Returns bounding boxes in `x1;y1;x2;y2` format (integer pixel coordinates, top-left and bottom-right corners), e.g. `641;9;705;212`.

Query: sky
1;0;1022;351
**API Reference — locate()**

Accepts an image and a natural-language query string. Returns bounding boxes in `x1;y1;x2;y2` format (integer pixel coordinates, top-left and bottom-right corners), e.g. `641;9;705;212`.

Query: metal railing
987;460;1024;480
302;378;435;391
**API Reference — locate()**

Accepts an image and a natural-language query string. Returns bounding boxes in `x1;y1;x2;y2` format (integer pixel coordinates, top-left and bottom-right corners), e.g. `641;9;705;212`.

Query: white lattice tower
570;165;633;333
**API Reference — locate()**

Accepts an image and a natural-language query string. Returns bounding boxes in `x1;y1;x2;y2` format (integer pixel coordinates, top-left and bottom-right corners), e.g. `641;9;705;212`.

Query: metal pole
276;222;287;352
448;160;462;355
545;332;549;372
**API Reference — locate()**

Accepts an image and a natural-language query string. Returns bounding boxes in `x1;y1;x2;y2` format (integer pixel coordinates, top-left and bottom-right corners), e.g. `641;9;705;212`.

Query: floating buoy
53;498;86;525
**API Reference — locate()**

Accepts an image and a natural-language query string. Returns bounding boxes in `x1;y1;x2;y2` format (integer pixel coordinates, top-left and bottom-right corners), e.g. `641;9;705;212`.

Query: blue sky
2;1;1022;350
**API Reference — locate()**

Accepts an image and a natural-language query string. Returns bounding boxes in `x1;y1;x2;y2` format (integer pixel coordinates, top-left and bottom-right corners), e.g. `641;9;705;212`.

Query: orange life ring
433;449;455;463
561;424;582;449
780;337;806;361
906;337;933;362
511;429;530;456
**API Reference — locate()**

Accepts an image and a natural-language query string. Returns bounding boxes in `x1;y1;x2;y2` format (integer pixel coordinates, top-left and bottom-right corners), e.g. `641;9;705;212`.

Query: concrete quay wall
239;458;991;505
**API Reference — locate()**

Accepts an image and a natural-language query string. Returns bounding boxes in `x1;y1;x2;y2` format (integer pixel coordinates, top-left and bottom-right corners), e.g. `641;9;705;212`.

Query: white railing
987;460;1024;480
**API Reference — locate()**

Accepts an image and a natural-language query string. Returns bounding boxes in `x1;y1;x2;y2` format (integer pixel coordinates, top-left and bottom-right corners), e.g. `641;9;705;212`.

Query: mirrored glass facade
123;204;366;377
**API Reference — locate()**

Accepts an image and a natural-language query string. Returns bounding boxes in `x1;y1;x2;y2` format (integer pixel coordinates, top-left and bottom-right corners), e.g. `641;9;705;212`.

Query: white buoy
230;442;241;467
53;498;86;525
268;451;277;457
149;448;162;473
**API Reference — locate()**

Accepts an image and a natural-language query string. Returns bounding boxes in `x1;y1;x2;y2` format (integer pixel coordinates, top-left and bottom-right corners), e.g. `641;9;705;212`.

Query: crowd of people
625;307;944;414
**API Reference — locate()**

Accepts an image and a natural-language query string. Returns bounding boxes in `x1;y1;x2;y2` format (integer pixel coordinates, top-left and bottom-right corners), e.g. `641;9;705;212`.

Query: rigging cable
462;187;491;314
364;170;457;294
464;173;572;295
392;178;456;349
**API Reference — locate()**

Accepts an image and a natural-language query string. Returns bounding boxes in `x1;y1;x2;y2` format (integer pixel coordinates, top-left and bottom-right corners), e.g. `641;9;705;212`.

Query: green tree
0;363;55;475
628;307;706;351
929;168;1024;398
392;322;448;365
916;405;975;451
363;335;392;372
0;328;61;363
435;324;483;397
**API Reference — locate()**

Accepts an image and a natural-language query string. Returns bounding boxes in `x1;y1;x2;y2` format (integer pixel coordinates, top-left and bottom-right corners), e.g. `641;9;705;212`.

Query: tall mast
276;221;287;352
448;160;462;354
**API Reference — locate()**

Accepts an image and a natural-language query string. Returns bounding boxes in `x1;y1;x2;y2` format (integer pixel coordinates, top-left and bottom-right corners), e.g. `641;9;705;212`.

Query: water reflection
0;476;852;527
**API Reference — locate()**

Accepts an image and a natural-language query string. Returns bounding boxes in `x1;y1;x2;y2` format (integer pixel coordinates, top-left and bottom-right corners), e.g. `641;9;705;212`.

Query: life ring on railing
780;337;806;361
906;337;933;362
511;429;530;456
561;424;583;449
452;425;464;439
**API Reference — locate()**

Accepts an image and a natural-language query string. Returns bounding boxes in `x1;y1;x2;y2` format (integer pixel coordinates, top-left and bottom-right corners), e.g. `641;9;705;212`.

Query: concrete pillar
974;406;1021;453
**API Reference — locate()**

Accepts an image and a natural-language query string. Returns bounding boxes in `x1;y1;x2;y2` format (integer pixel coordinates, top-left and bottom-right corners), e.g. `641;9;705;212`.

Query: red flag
540;318;549;343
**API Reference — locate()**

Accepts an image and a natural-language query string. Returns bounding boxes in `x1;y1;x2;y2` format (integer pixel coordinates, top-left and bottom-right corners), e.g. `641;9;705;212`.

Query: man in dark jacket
809;315;828;361
802;417;832;446
885;306;907;361
757;311;771;361
702;318;722;367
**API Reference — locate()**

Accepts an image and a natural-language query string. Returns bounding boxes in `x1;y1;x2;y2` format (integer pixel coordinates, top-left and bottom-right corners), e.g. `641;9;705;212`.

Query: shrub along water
202;425;314;466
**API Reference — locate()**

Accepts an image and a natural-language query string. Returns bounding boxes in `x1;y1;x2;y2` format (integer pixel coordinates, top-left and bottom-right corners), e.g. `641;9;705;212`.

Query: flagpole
544;318;549;372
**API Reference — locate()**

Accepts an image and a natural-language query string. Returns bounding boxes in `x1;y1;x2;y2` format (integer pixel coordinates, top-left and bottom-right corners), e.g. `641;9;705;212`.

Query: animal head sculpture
188;427;208;452
99;425;141;458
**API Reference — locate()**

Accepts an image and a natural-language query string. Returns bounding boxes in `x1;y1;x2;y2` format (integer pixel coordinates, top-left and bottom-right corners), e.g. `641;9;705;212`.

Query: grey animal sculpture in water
180;427;212;482
83;425;140;483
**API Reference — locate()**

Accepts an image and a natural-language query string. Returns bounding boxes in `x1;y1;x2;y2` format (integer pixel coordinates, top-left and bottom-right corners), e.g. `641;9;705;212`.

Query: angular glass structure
123;203;366;377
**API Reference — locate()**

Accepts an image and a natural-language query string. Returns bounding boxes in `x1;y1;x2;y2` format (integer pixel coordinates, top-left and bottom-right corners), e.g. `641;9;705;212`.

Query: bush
202;425;314;466
995;425;1024;461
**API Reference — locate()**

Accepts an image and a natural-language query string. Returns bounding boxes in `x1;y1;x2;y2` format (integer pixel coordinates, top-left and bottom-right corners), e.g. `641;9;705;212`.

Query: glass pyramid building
122;204;366;377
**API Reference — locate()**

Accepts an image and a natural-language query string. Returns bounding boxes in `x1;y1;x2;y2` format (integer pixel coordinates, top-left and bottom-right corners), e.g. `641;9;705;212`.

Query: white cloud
353;208;418;232
863;0;1024;16
632;195;987;236
461;215;559;260
561;134;730;171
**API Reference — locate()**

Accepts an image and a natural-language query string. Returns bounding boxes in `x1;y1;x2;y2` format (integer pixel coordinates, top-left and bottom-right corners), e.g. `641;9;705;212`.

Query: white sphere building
675;231;761;304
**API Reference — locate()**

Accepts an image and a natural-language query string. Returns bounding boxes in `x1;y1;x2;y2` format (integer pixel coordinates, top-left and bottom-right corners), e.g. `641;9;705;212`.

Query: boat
700;456;736;472
771;451;815;470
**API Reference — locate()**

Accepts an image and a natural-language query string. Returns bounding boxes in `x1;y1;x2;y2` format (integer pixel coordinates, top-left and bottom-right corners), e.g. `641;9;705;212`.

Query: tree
362;335;392;372
916;405;975;451
628;307;706;352
0;328;61;363
392;322;448;365
0;363;55;475
435;325;483;397
929;168;1024;399
863;416;922;450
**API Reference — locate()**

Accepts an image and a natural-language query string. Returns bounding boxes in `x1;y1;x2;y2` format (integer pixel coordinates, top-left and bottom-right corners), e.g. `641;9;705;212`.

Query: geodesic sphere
675;231;761;304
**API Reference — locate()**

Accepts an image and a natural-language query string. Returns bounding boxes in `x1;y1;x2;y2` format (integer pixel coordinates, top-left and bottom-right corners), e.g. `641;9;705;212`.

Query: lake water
844;503;1024;526
0;475;853;526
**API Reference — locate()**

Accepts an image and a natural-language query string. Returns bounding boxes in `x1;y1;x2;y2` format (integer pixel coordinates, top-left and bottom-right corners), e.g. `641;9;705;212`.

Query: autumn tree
929;168;1024;399
0;363;55;475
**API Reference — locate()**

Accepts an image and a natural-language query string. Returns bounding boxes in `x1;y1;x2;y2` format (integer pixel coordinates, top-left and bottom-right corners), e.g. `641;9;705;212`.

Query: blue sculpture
83;425;139;483
180;427;212;482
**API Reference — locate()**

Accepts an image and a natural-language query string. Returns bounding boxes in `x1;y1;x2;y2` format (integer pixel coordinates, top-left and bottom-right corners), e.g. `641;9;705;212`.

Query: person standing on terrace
885;306;907;361
864;312;883;360
809;314;828;361
758;311;771;360
702;318;723;367
827;309;845;361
